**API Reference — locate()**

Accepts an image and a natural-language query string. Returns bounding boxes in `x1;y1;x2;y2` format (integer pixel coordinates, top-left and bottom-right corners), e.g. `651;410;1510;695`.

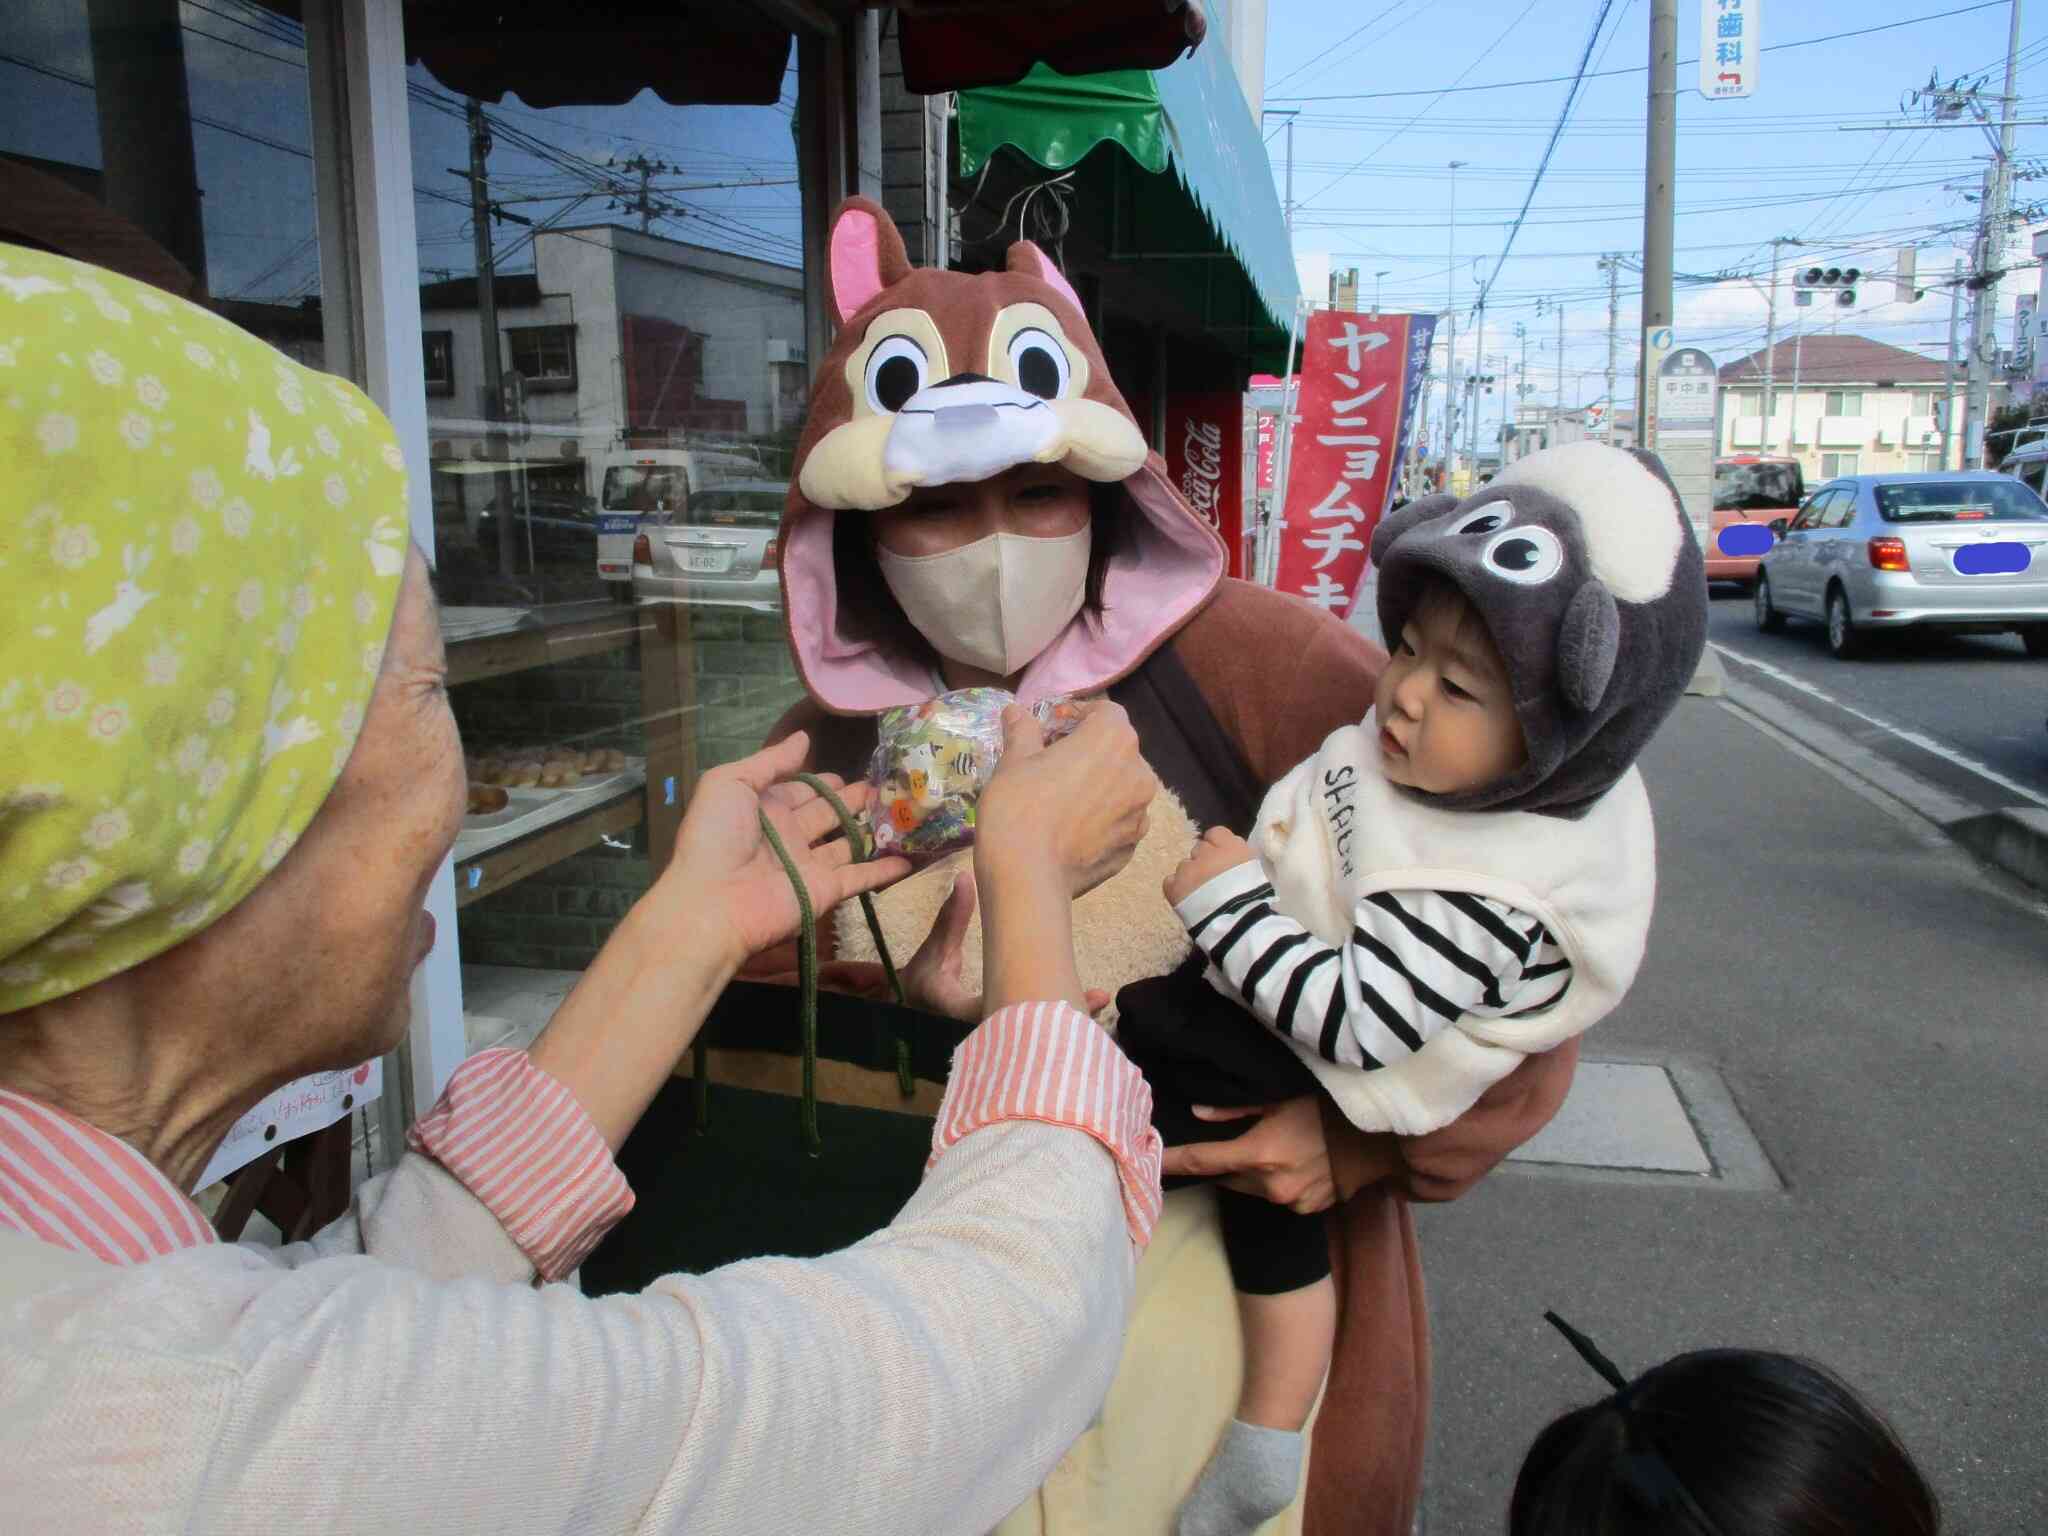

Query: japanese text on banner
1273;311;1427;618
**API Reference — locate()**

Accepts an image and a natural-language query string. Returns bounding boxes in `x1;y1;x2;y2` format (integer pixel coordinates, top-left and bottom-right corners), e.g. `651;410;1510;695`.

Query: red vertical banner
1165;392;1247;579
1255;412;1277;492
1272;312;1421;616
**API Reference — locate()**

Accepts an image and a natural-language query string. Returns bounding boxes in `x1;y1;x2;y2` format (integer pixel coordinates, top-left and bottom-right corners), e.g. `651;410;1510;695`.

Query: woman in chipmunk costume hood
674;199;1577;1536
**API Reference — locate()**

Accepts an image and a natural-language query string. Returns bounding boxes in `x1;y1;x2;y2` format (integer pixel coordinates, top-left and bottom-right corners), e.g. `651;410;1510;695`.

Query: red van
1710;456;1805;590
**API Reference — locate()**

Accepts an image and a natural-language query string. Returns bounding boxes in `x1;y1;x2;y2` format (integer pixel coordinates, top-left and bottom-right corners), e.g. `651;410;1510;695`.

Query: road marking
1709;642;2048;811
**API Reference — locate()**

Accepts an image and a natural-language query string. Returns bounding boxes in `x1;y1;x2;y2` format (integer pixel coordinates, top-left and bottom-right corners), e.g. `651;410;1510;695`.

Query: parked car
472;489;601;566
595;447;764;591
631;477;787;614
1753;472;2048;658
1708;456;1803;591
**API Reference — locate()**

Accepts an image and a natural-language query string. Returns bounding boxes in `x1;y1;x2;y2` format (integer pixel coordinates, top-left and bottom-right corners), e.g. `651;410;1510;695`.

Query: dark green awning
959;48;1298;341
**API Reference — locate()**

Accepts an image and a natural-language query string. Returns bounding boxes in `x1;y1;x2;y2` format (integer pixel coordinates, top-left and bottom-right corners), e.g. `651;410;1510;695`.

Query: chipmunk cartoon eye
1450;505;1512;537
1483;525;1564;585
1007;327;1071;400
864;335;930;414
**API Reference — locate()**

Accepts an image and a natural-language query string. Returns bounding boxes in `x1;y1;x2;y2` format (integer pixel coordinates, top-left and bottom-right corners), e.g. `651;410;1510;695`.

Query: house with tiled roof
1716;334;1980;481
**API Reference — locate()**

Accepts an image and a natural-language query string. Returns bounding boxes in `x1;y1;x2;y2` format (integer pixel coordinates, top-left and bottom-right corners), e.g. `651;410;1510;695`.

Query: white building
419;224;806;512
1717;334;1955;478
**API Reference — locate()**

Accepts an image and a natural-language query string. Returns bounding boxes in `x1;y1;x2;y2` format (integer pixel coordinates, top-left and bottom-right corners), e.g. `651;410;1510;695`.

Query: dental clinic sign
1273;310;1435;618
1701;0;1757;100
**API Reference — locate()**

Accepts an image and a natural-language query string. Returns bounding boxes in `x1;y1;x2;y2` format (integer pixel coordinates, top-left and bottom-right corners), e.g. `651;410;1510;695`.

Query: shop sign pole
1262;296;1308;586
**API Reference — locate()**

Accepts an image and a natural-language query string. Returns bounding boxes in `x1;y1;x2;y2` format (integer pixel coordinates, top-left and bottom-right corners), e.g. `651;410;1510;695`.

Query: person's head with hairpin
1511;1312;1940;1536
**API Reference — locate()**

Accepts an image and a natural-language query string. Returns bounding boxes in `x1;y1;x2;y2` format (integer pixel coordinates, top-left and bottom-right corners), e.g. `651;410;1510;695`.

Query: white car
631;477;787;614
594;448;762;590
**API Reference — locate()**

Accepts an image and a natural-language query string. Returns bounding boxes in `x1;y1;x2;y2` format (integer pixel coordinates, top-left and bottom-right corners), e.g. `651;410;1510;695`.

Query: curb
1710;670;2048;901
1947;808;2048;898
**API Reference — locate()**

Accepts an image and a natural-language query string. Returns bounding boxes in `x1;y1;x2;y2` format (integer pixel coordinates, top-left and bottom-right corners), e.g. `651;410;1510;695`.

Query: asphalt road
1416;694;2048;1534
1704;584;2048;810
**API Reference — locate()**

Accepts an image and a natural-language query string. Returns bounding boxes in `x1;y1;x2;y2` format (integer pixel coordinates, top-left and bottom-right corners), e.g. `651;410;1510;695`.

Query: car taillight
1867;536;1909;572
633;532;652;567
762;537;780;569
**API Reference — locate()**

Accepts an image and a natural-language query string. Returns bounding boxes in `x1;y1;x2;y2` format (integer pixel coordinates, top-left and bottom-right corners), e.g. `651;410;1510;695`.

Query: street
1706;586;2048;811
1418;687;2048;1533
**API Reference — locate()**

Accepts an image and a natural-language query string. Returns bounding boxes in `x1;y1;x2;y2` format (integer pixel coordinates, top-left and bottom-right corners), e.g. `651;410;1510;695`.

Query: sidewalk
1415;695;2048;1533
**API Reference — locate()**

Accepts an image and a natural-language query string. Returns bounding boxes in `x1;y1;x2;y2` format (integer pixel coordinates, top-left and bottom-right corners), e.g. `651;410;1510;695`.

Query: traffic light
1793;265;1861;307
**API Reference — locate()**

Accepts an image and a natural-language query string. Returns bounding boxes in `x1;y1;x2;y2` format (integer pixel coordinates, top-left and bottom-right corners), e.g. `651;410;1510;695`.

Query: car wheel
1754;573;1786;633
1825;586;1862;659
2022;624;2048;658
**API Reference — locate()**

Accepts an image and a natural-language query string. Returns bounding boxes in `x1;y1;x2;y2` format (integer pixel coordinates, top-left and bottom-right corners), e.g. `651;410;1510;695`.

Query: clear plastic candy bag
865;688;1085;864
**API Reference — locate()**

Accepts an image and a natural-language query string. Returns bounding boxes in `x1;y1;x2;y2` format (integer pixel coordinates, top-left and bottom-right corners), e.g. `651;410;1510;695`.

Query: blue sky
1258;0;2045;419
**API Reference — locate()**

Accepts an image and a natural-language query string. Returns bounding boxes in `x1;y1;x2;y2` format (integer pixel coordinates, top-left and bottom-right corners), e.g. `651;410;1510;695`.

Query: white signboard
1701;0;1758;100
1656;346;1718;547
197;1061;380;1190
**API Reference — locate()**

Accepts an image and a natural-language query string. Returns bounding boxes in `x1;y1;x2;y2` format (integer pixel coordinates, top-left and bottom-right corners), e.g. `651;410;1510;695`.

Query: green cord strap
755;809;822;1156
794;775;916;1101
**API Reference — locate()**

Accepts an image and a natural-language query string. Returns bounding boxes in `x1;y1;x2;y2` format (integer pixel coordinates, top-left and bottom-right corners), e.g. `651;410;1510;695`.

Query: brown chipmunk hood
779;196;1225;715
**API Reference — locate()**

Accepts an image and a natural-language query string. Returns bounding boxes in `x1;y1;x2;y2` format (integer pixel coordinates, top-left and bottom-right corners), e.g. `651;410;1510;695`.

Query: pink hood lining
783;455;1226;714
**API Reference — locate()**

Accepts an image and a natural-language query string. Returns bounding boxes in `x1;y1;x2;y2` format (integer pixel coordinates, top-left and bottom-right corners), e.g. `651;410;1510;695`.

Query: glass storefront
398;29;818;1058
4;0;840;1190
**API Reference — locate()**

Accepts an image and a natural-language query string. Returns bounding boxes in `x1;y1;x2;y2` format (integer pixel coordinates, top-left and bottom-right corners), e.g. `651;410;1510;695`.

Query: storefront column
312;0;468;1132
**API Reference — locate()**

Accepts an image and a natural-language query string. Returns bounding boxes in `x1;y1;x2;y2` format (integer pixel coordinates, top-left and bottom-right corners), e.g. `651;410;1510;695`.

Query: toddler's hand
1164;825;1258;906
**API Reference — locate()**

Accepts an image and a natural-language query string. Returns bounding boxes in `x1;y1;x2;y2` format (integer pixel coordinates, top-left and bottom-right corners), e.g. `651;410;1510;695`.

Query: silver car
630;478;786;614
1754;472;2048;658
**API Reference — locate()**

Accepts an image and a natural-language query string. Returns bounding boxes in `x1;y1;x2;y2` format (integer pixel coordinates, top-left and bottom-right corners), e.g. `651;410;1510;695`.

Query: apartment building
1717;334;1957;478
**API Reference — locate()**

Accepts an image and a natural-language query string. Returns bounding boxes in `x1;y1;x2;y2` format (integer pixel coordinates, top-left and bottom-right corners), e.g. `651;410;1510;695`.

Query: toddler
1118;441;1709;1535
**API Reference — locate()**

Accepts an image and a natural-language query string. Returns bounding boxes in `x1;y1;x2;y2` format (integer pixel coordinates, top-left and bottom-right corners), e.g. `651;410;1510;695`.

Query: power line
1268;1;2012;102
1476;0;1621;314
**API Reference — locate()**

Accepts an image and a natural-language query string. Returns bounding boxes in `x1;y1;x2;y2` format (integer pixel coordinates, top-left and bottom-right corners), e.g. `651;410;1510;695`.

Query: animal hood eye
1450;505;1510;537
1483;525;1564;585
1007;327;1071;400
865;335;929;414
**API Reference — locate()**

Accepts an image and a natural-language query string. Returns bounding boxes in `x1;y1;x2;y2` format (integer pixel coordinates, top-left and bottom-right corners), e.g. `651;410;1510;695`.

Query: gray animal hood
1370;442;1707;817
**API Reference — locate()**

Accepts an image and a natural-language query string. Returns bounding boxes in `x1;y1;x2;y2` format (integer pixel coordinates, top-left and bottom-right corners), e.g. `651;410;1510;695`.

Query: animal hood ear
1558;580;1621;713
1005;239;1087;319
827;197;913;325
1370;492;1456;564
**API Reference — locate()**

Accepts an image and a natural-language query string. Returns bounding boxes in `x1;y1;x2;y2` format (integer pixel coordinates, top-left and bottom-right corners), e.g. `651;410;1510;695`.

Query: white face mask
876;526;1091;679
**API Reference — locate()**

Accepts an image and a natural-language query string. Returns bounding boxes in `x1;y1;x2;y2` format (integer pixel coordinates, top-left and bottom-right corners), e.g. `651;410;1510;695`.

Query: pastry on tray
467;783;510;815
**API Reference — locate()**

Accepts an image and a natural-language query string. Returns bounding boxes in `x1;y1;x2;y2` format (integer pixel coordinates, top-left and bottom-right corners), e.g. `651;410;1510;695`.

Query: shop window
1824;390;1862;418
424;330;455;395
506;324;577;390
402;14;820;1072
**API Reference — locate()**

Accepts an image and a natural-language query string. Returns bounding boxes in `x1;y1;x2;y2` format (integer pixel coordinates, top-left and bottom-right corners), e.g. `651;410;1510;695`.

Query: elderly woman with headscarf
0;244;1167;1533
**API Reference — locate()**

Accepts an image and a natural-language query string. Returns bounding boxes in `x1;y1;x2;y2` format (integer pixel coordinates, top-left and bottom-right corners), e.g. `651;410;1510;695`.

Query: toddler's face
1374;590;1526;795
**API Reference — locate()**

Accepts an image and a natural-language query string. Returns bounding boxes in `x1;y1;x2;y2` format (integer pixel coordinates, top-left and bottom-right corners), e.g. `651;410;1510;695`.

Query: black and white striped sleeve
1174;866;1573;1072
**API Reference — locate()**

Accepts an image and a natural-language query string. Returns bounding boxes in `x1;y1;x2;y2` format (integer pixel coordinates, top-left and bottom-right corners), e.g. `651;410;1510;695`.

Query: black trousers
1115;959;1333;1296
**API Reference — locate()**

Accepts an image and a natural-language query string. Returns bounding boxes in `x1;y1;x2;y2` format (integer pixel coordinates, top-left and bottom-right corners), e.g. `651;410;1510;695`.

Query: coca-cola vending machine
1164;392;1247;579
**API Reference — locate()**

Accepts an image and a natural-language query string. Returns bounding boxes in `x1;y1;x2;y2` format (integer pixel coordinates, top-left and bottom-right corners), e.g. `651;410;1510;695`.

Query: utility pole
1471;303;1489;474
1637;0;1677;440
1285;117;1296;235
465;97;516;579
1555;298;1565;446
1761;235;1803;422
1446;160;1467;486
1786;329;1804;465
1944;256;1965;470
1599;254;1622;443
1963;0;2023;468
617;153;669;234
1513;321;1529;462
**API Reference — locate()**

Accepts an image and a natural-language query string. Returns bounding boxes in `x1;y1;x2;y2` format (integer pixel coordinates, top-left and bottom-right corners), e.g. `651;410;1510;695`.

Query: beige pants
994;1185;1318;1536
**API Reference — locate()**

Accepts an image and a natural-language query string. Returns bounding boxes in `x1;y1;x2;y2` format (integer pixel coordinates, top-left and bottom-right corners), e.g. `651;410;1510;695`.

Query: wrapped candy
865;688;1084;863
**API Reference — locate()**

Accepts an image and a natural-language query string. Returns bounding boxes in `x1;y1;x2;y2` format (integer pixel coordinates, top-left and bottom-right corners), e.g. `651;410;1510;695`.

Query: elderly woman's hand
669;731;911;969
977;702;1157;900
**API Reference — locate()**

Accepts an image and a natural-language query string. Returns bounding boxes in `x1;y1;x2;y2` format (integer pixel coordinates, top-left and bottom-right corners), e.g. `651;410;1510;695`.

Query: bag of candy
865;688;1085;864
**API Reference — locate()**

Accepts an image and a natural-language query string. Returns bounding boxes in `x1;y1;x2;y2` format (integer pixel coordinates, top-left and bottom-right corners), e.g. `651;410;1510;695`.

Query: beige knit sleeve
157;1118;1133;1534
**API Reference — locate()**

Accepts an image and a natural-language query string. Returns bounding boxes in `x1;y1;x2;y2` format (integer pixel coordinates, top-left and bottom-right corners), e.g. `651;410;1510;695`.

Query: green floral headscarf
0;244;408;1014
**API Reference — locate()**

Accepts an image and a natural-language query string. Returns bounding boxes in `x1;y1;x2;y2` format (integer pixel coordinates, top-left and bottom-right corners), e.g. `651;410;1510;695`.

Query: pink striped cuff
407;1049;634;1282
929;1002;1165;1250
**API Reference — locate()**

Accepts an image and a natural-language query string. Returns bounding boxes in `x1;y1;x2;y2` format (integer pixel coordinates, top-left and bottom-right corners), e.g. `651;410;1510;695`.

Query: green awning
959;49;1299;339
